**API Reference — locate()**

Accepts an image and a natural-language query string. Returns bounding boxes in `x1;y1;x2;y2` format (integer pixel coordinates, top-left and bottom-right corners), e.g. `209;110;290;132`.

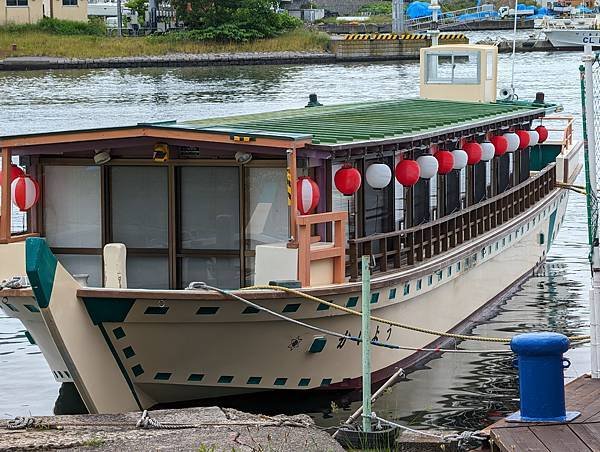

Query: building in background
1;0;87;25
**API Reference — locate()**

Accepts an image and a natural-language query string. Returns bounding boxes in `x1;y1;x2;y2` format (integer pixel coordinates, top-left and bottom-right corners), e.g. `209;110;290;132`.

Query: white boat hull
0;187;570;413
544;29;600;48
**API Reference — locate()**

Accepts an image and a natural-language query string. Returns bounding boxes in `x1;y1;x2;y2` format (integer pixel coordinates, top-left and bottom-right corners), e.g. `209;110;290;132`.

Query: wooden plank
491;426;550;452
530;425;592;452
570;423;600;451
0;148;11;243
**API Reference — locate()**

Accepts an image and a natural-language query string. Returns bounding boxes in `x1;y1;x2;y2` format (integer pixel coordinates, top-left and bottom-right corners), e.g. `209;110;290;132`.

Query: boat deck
488;374;600;452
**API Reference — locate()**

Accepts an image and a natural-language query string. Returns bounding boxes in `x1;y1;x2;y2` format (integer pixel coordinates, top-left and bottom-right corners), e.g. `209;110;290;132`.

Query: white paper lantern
451;149;468;170
365;163;392;189
416;155;438;179
503;133;520;153
528;130;540;147
480;142;495;161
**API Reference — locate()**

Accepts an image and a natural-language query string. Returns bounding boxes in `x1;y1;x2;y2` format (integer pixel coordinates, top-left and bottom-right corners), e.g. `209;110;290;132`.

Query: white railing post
583;44;600;378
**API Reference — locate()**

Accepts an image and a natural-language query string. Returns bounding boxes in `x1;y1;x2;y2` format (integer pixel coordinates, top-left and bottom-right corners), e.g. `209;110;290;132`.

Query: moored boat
0;44;582;414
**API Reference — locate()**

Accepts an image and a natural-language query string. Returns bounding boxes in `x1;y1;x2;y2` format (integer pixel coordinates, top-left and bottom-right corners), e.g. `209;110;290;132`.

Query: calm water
0;37;593;432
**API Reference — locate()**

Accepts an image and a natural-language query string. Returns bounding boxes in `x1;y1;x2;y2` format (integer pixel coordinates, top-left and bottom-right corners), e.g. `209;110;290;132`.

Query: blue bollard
507;332;580;423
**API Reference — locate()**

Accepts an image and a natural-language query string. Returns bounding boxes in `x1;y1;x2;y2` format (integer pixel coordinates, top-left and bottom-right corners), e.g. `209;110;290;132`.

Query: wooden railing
297;211;348;287
542;116;575;151
347;164;556;281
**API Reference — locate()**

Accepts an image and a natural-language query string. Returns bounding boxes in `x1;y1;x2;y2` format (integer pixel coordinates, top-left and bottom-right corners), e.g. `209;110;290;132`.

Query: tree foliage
170;0;302;41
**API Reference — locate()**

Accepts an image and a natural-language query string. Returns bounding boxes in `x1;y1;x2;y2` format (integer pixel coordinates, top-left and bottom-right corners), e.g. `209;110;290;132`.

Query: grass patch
81;437;105;447
0;28;329;58
0;28;330;59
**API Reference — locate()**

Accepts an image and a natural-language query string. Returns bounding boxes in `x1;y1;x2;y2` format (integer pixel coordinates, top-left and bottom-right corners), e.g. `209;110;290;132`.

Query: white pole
510;0;519;96
429;0;440;46
361;256;372;433
583;43;600;378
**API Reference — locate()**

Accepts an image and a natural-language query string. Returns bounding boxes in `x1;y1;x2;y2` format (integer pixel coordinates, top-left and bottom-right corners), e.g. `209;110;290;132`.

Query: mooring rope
191;283;510;353
243;285;591;344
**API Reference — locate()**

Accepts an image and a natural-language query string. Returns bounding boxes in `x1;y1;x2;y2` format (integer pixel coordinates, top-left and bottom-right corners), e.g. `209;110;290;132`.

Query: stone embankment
0;407;344;451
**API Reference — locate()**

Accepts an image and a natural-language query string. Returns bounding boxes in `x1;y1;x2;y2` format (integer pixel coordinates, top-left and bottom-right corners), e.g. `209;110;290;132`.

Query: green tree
169;0;301;41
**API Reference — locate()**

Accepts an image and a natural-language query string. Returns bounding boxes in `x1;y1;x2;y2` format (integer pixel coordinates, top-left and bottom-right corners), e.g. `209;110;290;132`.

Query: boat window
332;163;355;239
425;51;480;85
486;51;494;80
179;166;240;290
428;275;433;286
246;167;288;250
55;254;102;288
417;279;422;290
111;166;168;248
44;166;101;248
111;166;169;289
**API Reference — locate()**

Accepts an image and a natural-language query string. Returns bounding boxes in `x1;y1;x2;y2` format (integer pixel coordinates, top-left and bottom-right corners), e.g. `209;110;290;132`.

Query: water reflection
0;41;593;431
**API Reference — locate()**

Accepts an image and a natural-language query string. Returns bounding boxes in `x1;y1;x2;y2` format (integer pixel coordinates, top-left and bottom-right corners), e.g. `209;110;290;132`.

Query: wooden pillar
0;148;11;242
466;165;474;206
287;147;298;248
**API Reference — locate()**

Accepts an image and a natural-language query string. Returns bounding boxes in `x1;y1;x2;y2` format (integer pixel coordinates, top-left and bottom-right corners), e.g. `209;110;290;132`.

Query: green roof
180;98;547;149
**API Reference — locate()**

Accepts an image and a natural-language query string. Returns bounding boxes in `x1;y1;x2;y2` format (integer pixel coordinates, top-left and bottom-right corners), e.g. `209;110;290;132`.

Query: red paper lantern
11;175;40;212
434;150;454;175
395;160;420;187
0;164;24;187
516;130;530;150
536;125;549;143
490;135;509;156
334;164;361;195
463;142;482;165
296;176;320;215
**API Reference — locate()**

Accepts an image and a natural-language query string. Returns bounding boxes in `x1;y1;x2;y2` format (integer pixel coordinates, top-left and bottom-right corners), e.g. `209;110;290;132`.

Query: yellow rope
556;182;587;195
243;285;591;344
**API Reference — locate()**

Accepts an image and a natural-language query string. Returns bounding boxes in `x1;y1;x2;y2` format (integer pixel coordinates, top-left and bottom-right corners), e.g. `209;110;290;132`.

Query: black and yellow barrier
343;32;467;41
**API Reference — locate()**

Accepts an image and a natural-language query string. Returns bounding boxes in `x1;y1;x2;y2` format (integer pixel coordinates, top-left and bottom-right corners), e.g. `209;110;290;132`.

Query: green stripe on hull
25;237;57;309
547;209;557;252
82;298;135;325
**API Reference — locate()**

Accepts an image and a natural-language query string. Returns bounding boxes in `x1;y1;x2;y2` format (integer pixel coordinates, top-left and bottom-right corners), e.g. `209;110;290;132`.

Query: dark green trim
82;298;135;325
346;296;359;307
308;337;327;353
282;303;300;313
26;238;58;309
2;302;18;312
132;364;144;377
247;376;262;385
113;327;126;340
298;378;311;387
97;324;143;410
144;306;169;315
24;330;36;345
196;307;219;315
547;209;557;252
24;304;40;313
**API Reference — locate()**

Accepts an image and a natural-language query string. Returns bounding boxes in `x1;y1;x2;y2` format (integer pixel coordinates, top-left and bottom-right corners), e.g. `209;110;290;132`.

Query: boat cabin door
419;44;498;103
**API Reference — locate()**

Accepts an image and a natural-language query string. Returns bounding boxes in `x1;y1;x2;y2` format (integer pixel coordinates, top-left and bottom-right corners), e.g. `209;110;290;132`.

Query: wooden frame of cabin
0;99;567;289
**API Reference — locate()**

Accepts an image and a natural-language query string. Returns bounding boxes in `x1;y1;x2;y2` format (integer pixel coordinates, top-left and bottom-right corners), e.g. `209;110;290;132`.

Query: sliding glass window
110;166;169;289
44;166;102;286
178;166;240;289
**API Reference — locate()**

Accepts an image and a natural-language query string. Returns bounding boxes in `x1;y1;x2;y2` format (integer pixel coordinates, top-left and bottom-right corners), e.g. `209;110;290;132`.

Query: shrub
1;17;105;35
169;0;302;42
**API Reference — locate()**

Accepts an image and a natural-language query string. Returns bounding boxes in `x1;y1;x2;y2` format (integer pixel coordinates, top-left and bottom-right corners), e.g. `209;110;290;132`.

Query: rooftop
179;98;548;148
0;98;550;153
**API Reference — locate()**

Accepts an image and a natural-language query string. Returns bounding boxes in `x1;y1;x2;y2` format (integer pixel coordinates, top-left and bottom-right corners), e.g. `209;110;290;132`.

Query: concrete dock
487;374;600;451
0;407;343;451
